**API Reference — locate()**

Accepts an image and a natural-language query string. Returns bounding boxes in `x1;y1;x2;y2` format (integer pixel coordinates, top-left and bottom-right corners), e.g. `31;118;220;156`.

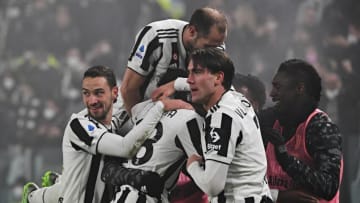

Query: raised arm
120;68;146;115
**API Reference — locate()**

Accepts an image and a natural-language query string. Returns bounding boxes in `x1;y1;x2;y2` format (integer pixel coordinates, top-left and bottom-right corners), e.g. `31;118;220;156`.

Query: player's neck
203;88;226;111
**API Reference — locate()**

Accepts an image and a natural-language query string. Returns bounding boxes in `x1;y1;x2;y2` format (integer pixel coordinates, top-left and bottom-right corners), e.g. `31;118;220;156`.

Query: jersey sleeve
127;25;161;76
203;111;241;165
67;115;109;155
67;101;165;158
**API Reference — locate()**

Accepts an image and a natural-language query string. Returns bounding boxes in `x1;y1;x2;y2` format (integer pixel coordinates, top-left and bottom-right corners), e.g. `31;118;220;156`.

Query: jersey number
131;122;163;165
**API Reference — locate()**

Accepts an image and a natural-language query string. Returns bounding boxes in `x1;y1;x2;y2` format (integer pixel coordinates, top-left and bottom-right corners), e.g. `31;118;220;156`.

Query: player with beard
259;59;343;203
21;65;191;203
120;7;227;116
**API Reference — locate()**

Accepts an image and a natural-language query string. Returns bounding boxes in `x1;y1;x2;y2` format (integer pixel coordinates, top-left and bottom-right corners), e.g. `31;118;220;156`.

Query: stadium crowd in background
0;0;360;202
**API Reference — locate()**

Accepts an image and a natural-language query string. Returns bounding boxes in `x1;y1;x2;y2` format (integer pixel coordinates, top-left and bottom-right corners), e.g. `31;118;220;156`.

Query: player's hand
160;98;193;111
262;127;284;146
152;81;176;101
139;171;164;198
186;154;203;168
277;190;319;203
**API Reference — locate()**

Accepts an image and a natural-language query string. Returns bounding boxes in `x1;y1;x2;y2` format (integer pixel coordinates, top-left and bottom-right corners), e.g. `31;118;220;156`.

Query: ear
215;71;224;86
188;25;197;38
112;86;119;103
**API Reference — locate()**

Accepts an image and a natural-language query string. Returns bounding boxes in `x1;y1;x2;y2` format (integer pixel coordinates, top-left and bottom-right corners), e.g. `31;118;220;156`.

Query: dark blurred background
0;0;359;202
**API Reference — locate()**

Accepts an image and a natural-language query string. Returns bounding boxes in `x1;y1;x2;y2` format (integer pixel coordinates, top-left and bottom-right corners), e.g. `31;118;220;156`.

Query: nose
87;95;98;105
269;87;276;98
187;73;194;84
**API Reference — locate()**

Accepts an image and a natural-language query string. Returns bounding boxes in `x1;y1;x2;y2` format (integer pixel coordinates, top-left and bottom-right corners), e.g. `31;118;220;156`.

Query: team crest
172;53;178;61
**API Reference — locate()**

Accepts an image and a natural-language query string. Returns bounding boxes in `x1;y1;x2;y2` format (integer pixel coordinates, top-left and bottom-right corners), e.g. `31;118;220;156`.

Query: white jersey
113;100;203;203
127;19;188;99
198;90;270;202
59;102;165;203
60;110;114;203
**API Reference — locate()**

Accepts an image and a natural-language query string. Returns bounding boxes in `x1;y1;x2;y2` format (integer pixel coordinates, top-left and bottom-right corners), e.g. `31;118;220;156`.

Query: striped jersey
55;100;166;203
59;110;112;203
114;100;203;202
203;90;271;202
127;19;188;99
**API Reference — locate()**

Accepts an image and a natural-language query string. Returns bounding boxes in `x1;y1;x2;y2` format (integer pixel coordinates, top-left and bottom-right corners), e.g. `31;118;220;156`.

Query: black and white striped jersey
127;19;188;99
59;102;165;203
60;110;113;203
202;90;271;201
114;100;203;202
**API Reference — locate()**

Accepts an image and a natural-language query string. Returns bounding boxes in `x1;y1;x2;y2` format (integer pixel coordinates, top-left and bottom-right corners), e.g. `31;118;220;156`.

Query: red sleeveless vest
266;109;342;203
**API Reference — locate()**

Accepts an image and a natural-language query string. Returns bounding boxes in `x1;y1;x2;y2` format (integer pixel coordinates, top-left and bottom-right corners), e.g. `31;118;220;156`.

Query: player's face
187;60;221;110
270;72;297;114
189;25;226;51
82;77;117;124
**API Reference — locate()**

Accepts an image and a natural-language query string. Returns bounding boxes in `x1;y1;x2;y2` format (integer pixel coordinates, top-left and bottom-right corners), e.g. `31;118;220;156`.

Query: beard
88;103;109;122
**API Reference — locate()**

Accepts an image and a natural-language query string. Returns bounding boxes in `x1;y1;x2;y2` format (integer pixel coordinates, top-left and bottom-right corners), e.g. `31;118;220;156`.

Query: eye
82;91;90;96
94;90;105;96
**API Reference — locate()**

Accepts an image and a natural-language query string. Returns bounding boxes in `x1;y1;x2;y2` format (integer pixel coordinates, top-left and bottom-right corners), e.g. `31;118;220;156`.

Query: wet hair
233;73;266;109
189;7;227;37
83;65;117;88
277;59;322;102
190;47;234;90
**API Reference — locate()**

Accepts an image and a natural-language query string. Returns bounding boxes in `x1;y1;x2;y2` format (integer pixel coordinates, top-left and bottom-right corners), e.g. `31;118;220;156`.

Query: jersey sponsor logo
205;114;232;157
206;127;222;152
207;143;222;151
210;128;220;142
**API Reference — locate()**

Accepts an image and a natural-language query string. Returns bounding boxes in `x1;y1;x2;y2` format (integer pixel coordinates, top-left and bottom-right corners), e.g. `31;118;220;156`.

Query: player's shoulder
69;109;88;121
217;91;248;110
162;108;202;123
148;19;187;29
211;90;254;119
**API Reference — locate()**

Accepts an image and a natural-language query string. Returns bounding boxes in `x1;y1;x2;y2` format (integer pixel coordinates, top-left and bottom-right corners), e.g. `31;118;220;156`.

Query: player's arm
101;156;163;198
69;101;164;158
186;111;237;197
152;77;190;101
98;99;192;157
70;100;192;158
120;68;146;116
186;155;228;196
122;25;160;115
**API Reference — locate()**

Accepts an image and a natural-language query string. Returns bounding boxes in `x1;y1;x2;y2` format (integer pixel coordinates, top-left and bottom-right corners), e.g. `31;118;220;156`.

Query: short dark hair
83;65;117;88
233;73;266;109
189;7;227;37
157;68;189;101
277;59;322;102
190;48;234;90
